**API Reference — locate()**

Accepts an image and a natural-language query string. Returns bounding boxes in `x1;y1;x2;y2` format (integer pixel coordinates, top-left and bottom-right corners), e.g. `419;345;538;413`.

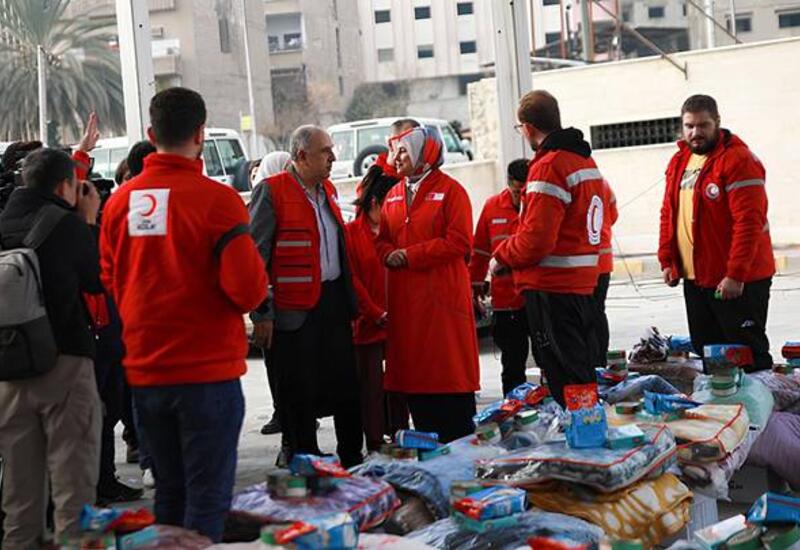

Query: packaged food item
295;512;358;549
761;524;800;550
452;486;527;521
643;392;699;415
419;444;451;461
452;510;525;533
606;425;646;449
390;446;419;460
780;341;800;359
668;335;695;354
306;475;341;496
79;505;122;533
289;454;350;478
507;383;550;406
693;515;749;548
774;364;799;374
615;401;642;415
475;422;502;445
117;525;161;549
747;492;800;525
564;384;607;449
724;525;763;550
703;344;754;370
474;399;525;426
528;535;591;549
267;468;309;498
450;480;486;502
260;522;316;546
514;410;540;431
395;429;439;450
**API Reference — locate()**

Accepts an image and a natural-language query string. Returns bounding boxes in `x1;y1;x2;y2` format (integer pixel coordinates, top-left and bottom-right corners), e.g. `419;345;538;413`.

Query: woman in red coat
376;127;480;442
346;165;409;451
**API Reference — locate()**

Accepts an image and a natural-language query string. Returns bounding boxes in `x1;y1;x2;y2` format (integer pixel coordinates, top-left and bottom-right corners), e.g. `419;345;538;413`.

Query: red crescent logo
141;194;157;217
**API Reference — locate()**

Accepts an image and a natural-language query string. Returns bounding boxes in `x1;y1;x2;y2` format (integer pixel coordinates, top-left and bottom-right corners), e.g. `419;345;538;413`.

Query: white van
89;128;248;187
327;117;471;180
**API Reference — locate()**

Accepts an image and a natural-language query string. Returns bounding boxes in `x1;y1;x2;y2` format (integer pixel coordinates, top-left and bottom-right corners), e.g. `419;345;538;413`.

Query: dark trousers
492;309;534;396
523;290;598;408
406;393;476;443
683;278;773;372
592;273;611;368
94;360;125;489
263;348;280;415
132;379;244;543
272;279;364;467
354;343;409;451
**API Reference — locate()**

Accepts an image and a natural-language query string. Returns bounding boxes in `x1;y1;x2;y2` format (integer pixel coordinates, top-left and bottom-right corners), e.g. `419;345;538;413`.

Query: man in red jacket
659;94;774;371
469;158;535;396
100;88;267;542
493;90;611;407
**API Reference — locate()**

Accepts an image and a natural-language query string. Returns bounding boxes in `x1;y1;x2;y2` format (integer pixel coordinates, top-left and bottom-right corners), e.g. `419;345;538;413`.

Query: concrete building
688;0;800;49
264;0;363;131
69;0;274;149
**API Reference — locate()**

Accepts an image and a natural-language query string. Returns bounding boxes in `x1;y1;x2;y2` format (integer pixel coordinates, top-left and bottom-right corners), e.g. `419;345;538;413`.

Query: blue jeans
132;379;244;542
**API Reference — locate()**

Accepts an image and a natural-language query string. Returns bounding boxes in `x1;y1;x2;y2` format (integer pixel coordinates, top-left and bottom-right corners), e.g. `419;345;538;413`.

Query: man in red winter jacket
659;94;774;371
100;88;267;542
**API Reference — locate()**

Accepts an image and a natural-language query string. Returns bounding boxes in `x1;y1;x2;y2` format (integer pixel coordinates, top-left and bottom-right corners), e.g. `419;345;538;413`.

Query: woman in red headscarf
376;127;480;442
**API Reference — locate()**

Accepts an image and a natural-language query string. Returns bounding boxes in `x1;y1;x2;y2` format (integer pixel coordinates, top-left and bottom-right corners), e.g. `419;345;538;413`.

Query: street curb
611;254;800;281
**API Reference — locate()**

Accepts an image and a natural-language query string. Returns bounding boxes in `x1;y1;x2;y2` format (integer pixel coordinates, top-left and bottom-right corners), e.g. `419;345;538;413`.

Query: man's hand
76;180;101;225
662;267;679;287
716;277;744;300
385;249;408;268
490;258;510;277
77;112;100;153
253;319;274;349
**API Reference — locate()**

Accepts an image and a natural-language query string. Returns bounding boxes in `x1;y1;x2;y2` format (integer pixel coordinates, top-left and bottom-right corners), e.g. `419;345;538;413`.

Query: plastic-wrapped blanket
627;360;703;395
678;427;759;499
475;426;676;493
600;374;680;404
407;511;604;550
351;436;506;519
749;411;800;491
228;477;399;532
692;374;774;428
749;370;800;412
528;473;693;548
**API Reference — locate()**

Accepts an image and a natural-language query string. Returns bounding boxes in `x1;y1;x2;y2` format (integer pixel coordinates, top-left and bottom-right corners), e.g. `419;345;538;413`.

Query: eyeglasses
514;123;525;135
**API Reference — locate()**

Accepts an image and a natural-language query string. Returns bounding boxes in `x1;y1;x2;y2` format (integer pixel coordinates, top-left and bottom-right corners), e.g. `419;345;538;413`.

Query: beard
687;130;720;155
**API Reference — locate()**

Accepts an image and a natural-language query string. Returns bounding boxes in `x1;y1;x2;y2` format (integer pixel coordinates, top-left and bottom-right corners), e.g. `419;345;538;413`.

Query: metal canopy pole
240;0;258;158
491;0;533;172
116;0;155;143
37;45;47;145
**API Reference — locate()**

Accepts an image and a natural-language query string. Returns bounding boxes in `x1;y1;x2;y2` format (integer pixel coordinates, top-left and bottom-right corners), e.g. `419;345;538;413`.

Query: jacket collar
675;129;738;161
142;152;204;174
536;127;593;159
498;188;518;212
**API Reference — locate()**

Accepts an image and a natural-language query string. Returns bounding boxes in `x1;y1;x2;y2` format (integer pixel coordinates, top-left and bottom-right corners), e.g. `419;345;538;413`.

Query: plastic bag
692;373;774;428
406;511;604;550
629;327;669;364
115;525;211;549
747;369;800;412
476;425;676;493
600;374;680;404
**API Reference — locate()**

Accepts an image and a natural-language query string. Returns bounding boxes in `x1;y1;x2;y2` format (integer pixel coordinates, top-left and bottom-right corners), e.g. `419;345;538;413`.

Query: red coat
494;144;606;295
599;180;619;275
345;215;387;345
468;188;524;310
658;131;774;287
376;169;480;394
100;153;267;386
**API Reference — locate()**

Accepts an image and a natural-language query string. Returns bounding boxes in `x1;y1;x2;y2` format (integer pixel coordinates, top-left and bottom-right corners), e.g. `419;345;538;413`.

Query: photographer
0;148;103;547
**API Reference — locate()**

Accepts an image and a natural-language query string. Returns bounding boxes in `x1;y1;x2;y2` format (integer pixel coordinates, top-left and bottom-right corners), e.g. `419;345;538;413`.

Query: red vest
268;172;345;310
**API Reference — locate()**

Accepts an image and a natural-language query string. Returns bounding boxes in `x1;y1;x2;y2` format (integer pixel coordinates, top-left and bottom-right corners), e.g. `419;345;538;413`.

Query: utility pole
704;0;716;48
580;0;593;62
240;0;258;158
37;45;47;145
729;0;737;38
116;0;155;143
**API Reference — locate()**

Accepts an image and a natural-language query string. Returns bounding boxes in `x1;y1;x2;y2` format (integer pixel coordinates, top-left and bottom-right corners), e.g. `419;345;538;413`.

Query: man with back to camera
99;87;268;542
659;94;774;371
493;90;614;407
0;148;103;548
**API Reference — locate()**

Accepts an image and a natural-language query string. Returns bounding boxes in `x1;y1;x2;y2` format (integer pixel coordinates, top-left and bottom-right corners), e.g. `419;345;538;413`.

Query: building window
778;11;800;28
545;31;561;44
218;15;231;53
377;48;394;62
374;9;390;24
727;15;753;33
415;6;431;20
457;2;473;15
590;117;681;150
268;35;279;52
458;74;481;96
543;0;560;5
648;6;665;19
284;32;302;50
459;40;476;54
417;44;434;58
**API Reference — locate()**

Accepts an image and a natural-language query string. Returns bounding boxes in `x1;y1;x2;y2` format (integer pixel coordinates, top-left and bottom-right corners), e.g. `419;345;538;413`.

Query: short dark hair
354;164;399;215
517;90;561;133
21;148;75;194
127;140;157;178
114;158;129;186
2;141;42;172
681;94;720;121
149;87;207;147
507;158;529;183
391;118;420;133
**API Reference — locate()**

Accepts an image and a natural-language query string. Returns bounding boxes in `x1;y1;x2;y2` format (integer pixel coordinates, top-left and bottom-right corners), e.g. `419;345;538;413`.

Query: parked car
88;128;249;187
327;117;471;180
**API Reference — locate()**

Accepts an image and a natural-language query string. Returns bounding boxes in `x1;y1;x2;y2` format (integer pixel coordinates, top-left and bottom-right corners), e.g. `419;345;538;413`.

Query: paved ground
113;270;800;509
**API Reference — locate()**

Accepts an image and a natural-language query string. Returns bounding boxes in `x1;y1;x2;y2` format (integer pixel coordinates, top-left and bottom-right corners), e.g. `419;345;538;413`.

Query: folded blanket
679;427;759;499
407;511;604;550
749;370;800;412
628;360;703;395
475;425;676;493
748;412;800;491
528;473;693;548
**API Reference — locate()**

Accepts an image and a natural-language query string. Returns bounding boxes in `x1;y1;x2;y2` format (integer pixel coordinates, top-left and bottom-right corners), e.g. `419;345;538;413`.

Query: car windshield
202;141;224;177
216;138;245;174
357;126;390;152
441;125;463;153
331;131;355;161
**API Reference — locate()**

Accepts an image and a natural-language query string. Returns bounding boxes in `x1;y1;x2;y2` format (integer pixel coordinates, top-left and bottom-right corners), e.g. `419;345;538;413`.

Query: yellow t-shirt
676;154;707;280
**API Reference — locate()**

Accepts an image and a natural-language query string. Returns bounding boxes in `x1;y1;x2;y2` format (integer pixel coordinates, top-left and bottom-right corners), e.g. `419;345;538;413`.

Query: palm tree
0;0;125;142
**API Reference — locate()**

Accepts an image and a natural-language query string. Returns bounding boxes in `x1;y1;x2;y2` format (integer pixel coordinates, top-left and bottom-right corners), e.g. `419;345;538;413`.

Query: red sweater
100;153;267;386
658;132;774;287
345;215;386;345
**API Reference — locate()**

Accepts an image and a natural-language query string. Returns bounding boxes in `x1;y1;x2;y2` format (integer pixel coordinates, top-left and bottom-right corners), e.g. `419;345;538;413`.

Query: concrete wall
468;37;800;254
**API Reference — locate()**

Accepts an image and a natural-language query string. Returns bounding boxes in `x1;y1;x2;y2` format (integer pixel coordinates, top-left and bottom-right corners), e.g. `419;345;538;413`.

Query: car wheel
353;144;389;177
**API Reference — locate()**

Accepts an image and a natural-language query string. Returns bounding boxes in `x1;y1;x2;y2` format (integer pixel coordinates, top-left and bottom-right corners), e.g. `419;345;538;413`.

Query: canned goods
761;524;800;550
615;401;642;415
475;422;501;444
725;525;763;550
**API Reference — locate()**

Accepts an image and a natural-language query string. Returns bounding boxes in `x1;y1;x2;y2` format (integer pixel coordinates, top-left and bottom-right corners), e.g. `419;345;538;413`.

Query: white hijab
253;151;291;184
